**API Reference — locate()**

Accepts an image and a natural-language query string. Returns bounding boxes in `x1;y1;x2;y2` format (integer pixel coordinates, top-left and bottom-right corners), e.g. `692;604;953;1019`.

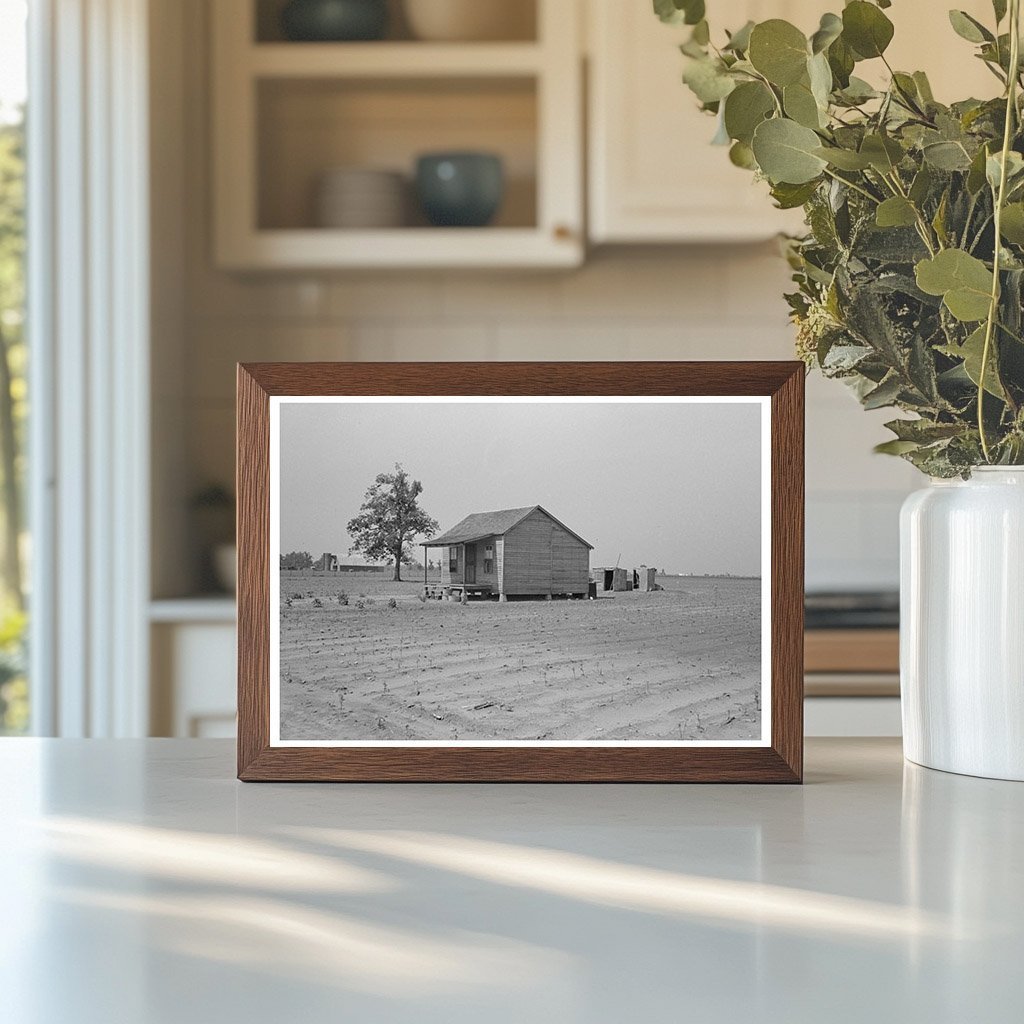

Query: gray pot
415;152;505;227
281;0;388;42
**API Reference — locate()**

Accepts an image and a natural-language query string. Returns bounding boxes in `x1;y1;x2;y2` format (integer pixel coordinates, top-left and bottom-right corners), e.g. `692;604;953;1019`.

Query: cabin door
464;543;476;584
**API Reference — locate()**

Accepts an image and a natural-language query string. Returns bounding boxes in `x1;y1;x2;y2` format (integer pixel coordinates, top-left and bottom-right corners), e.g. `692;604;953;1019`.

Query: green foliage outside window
0;108;27;733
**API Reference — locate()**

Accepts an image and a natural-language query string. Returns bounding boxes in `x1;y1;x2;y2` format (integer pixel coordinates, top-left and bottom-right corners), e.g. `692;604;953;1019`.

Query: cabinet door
587;0;996;244
587;0;809;243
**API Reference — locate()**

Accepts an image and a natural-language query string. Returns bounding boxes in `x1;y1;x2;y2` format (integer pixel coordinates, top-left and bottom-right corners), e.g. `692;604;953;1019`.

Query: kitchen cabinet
150;600;237;738
587;0;813;243
211;0;583;269
587;0;998;244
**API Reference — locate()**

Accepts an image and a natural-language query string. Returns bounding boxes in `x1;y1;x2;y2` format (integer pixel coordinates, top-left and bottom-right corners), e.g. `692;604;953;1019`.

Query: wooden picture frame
237;362;804;782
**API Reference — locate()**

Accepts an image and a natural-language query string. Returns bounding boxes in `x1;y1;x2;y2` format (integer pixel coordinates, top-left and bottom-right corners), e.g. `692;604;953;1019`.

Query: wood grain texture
804;629;899;674
237;362;805;783
236;365;271;778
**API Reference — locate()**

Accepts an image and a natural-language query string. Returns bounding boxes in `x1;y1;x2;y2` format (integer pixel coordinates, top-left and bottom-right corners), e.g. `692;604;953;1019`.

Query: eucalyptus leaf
861;133;904;173
752;118;828;184
1000;203;1024;244
827;35;856;88
770;180;820;209
876;197;919;228
874;439;922;455
653;0;705;26
836;76;879;105
923;140;972;171
884;419;964;443
729;140;757;169
915;250;994;321
711;107;731;145
913;71;935;104
909;165;933;205
862;374;903;409
683;57;736;104
748;20;809;86
723;81;775;144
808;52;833;110
967;144;991;193
810;13;843;55
724;20;755;52
948;10;994;44
986;150;1024;191
784;80;824;129
940;326;1006;398
814;146;872;170
842;1;895;59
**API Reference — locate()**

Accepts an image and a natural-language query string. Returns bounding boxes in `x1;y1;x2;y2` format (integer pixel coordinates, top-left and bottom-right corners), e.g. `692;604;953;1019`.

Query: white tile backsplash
181;251;917;592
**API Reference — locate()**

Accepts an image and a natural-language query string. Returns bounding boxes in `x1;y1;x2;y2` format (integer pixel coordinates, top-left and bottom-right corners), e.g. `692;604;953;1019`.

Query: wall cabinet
587;0;811;243
586;0;997;244
212;0;583;269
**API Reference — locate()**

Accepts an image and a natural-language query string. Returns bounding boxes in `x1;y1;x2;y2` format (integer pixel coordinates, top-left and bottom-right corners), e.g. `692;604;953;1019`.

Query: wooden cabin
421;505;593;600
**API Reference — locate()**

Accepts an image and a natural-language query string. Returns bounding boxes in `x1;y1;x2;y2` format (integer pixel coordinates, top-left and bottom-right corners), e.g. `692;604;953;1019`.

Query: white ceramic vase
900;467;1024;780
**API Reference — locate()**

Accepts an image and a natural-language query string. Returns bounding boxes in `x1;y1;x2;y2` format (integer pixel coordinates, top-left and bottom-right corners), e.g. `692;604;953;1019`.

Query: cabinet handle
553;224;574;241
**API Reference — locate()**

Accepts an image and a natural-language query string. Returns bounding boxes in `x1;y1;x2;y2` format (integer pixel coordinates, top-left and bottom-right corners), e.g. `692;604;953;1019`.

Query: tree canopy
280;551;313;571
347;464;439;581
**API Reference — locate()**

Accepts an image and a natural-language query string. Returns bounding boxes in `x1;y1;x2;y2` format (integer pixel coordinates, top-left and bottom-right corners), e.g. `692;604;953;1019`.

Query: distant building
312;552;338;572
422;505;592;600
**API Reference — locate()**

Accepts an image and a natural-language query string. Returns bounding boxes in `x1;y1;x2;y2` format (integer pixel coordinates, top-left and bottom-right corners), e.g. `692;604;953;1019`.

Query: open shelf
218;227;578;269
257;76;537;231
213;0;582;268
249;41;544;77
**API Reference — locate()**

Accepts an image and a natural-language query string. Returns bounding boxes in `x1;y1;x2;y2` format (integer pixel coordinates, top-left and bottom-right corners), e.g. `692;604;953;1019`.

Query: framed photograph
237;362;804;782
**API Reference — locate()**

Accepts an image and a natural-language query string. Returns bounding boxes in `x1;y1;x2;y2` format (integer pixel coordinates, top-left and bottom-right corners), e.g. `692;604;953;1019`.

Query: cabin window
484;559;493;574
449;546;458;572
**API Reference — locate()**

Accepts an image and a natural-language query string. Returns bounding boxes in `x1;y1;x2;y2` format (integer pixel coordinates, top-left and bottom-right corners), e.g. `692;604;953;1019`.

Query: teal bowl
415;153;505;228
281;0;388;42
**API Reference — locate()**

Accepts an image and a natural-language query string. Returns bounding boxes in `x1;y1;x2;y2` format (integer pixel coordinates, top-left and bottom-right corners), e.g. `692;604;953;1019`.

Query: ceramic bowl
316;168;407;228
281;0;388;42
415;152;504;227
403;0;534;42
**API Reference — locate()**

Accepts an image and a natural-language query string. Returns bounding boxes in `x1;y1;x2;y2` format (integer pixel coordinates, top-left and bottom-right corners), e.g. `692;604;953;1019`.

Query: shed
421;505;593;600
636;566;658;592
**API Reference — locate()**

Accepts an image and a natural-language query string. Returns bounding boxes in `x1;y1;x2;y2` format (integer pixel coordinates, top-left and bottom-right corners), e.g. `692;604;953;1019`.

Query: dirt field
277;570;762;742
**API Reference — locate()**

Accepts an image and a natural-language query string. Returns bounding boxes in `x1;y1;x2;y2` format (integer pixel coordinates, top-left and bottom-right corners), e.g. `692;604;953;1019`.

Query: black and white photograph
270;397;769;746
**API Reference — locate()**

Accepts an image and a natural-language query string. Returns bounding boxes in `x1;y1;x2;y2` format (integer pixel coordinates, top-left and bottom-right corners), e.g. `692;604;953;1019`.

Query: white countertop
1;738;1020;1023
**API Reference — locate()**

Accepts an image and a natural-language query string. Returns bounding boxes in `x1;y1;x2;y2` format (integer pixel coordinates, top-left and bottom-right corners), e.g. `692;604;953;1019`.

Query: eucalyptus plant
657;0;1024;475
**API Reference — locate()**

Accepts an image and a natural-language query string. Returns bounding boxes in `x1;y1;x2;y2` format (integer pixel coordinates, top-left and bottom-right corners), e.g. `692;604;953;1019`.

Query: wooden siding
501;508;589;596
435;540;499;588
552;528;589;592
438;545;457;586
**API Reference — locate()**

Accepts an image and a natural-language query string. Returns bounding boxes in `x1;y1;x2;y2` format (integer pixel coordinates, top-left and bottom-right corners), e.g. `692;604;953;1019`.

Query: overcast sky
279;399;763;576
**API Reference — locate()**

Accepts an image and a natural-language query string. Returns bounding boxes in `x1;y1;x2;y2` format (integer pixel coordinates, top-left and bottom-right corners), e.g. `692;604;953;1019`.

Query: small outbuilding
636;566;658;592
421;505;593;600
313;552;338;572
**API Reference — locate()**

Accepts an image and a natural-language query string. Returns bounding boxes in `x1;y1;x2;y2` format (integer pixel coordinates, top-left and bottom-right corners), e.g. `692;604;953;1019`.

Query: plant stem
822;167;880;205
884;170;939;254
979;0;1021;462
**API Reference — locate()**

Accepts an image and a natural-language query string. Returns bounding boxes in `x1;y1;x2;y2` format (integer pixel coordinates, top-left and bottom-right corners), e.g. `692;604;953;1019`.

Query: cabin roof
422;505;593;549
